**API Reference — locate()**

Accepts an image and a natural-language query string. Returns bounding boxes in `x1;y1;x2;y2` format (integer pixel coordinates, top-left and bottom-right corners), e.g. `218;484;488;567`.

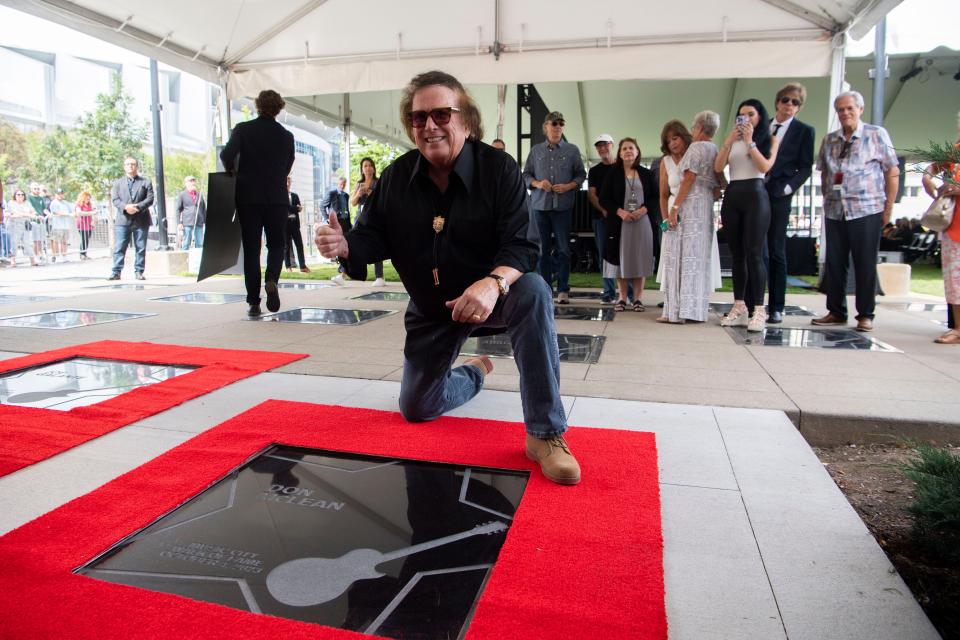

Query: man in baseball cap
587;134;618;302
521;111;586;304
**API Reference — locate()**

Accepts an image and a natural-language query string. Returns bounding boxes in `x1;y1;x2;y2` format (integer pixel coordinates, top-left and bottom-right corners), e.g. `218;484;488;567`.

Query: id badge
626;195;639;212
832;171;844;193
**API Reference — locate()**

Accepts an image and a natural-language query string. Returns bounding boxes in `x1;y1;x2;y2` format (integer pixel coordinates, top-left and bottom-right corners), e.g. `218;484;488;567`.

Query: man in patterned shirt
812;90;900;333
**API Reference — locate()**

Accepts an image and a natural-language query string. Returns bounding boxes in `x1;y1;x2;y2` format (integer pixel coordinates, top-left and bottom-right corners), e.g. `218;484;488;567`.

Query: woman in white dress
660;112;723;323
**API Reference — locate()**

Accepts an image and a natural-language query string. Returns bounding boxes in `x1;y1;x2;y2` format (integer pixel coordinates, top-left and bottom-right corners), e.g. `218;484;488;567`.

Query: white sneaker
747;309;767;333
720;305;750;327
371;277;386;287
330;274;345;285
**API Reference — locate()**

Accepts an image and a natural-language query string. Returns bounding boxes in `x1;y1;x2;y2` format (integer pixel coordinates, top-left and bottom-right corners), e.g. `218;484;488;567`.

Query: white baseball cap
594;133;614;145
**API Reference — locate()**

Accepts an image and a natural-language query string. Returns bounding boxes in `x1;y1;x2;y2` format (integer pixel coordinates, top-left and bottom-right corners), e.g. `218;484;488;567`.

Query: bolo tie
431;188;454;286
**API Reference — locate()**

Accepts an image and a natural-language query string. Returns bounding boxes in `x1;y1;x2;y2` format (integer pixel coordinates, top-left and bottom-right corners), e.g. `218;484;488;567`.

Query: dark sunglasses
14;192;25;196
549;120;565;127
407;107;461;128
779;96;802;107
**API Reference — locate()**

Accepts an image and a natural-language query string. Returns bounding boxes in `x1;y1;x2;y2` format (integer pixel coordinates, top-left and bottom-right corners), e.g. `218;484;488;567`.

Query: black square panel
709;303;814;317
149;293;247;304
567;291;605;300
0;357;196;410
724;327;900;351
84;284;168;291
554;306;615;321
277;282;336;290
351;292;411;302
41;276;108;282
461;333;606;363
76;445;526;639
0;309;155;329
250;308;397;325
0;295;58;305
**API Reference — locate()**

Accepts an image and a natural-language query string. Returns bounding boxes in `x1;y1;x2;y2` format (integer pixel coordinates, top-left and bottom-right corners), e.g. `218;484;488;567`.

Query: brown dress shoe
855;317;874;332
525;434;581;485
811;313;846;326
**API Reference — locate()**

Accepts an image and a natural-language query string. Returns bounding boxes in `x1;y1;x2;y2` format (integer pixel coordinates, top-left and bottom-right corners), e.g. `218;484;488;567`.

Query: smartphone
735;115;749;126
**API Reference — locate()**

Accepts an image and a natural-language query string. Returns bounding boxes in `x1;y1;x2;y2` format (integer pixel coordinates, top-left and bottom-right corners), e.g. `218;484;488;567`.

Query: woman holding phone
350;157;383;285
714;99;779;332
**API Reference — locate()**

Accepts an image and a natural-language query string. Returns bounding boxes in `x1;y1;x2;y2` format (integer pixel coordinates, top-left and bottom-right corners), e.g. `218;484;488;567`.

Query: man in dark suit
321;176;351;284
175;176;206;249
109;156;154;280
220;89;295;316
284;176;309;273
750;82;815;323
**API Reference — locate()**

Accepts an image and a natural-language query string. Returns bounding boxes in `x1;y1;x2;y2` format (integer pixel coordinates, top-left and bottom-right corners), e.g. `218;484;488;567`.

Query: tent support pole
870;17;887;126
342;93;352;191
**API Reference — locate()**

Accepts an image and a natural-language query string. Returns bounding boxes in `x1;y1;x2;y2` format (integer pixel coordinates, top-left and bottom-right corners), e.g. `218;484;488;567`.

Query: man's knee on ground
398;393;441;423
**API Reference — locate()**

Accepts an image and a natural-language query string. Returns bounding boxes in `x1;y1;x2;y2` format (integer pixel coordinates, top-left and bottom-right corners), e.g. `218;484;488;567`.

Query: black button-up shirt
342;140;540;320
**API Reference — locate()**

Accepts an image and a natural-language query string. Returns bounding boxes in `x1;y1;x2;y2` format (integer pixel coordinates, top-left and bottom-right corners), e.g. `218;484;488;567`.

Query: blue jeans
181;224;204;249
112;223;148;275
592;217;616;298
534;208;572;293
398;273;567;438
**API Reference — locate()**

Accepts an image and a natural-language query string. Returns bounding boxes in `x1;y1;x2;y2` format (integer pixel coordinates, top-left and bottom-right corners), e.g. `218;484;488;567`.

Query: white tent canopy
1;0;899;97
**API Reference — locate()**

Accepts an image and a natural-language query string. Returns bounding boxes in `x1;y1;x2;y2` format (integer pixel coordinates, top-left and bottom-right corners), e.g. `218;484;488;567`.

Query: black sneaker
247;304;262;317
135;273;145;281
264;281;280;312
107;273;120;281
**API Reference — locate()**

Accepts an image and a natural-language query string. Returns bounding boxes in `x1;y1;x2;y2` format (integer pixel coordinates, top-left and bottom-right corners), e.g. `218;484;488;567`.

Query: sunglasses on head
779;96;802;107
407;107;461;128
549;120;565;127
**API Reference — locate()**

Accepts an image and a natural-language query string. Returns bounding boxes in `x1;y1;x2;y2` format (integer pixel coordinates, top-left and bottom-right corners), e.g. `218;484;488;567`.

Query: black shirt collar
409;139;475;195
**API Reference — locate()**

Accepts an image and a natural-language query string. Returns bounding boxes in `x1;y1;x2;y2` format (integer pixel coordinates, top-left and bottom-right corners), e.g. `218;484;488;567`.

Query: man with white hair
175;176;206;250
813;90;899;333
587;133;618;303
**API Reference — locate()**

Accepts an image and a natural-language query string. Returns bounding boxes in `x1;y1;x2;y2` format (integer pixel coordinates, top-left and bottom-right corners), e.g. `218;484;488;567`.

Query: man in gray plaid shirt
813;90;900;333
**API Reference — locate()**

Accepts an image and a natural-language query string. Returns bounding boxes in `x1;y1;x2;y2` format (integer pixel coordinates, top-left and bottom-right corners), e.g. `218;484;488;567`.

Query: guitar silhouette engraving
266;521;508;606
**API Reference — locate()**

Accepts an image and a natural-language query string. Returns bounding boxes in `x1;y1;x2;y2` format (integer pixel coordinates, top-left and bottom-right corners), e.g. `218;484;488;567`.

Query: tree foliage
24;125;76;194
163;150;213;198
346;136;403;185
0;118;29;188
71;74;150;200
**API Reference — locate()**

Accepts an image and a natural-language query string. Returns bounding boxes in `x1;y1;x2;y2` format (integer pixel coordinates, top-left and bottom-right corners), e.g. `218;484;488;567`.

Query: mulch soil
815;443;960;640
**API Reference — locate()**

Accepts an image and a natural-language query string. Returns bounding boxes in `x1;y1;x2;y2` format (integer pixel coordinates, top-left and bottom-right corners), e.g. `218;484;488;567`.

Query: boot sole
264;281;280;312
525;449;581;485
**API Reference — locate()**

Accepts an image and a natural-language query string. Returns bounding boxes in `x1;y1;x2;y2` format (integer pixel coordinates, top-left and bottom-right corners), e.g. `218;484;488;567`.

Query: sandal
934;329;960;345
633;300;645;312
614;299;627;312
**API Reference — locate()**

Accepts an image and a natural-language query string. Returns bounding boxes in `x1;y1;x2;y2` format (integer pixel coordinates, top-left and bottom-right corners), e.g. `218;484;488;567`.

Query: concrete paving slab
714;406;942;640
661;483;787;640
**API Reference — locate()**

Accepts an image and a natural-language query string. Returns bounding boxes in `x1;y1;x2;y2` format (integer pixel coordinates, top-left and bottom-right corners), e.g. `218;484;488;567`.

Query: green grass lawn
190;260;945;298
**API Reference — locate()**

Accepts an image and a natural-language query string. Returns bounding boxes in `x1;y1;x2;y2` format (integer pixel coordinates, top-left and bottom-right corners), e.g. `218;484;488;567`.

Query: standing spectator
351;157;383;285
921;118;960;343
48;188;73;262
109;156;154;281
660;112;722;324
0;185;9;264
26;183;49;263
599;137;658;311
813;90;899;332
284;176;309;273
748;83;816;323
6;188;39;267
322;176;352;285
220;89;295;316
522;111;586;304
715;99;780;332
75;191;95;260
491;138;507;151
587;133;618;303
175;176;206;250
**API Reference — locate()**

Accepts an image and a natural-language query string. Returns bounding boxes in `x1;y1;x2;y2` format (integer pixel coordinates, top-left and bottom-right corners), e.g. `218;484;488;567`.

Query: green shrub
903;444;960;562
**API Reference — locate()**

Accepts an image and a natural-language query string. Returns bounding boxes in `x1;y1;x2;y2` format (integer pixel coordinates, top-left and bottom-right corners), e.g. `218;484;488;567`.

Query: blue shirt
522;140;586;211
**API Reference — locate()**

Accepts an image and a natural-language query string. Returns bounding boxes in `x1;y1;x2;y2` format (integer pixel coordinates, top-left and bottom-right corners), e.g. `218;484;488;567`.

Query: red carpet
0;341;305;477
0;401;666;639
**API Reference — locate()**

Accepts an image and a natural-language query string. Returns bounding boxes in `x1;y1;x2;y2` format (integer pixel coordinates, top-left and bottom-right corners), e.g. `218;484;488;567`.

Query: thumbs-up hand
315;213;349;259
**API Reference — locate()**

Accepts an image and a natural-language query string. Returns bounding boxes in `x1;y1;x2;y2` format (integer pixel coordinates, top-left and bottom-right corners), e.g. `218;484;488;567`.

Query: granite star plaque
77;446;527;639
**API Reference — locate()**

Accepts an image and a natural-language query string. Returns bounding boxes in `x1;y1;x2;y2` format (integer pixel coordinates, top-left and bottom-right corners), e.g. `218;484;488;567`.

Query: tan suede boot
525;434;581;485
